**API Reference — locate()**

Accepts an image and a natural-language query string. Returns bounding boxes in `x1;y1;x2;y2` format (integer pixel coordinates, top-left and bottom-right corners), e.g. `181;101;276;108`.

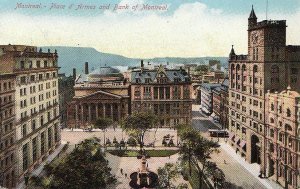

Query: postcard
0;0;299;189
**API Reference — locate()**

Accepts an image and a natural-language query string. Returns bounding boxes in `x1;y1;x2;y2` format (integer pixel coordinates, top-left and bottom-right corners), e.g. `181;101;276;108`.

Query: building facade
200;83;221;115
265;90;300;188
67;65;130;128
58;74;74;128
228;7;300;188
0;45;61;184
212;79;229;129
131;62;192;127
0;73;16;188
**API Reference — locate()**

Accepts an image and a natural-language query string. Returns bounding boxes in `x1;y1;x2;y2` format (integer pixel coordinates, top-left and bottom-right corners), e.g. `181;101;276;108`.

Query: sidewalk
16;141;67;189
219;141;282;189
63;128;177;132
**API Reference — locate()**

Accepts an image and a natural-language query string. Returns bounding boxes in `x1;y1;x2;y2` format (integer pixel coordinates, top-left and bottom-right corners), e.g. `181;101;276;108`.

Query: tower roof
229;45;236;57
249;5;257;19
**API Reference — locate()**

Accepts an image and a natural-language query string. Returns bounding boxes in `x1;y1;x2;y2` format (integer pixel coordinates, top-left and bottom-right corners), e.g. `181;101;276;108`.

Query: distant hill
42;46;229;75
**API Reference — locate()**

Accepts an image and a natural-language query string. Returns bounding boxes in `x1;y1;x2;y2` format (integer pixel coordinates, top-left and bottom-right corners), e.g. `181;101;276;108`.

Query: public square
58;104;283;189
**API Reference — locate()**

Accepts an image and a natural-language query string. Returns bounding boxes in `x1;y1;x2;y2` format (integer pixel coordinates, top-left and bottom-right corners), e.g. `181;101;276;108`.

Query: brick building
265;89;300;188
0;73;16;188
228;7;300;188
130;61;192;127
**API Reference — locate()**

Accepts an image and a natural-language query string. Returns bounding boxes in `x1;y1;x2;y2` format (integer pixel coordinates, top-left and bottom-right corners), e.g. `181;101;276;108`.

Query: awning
235;136;240;144
229;133;235;141
239;140;246;149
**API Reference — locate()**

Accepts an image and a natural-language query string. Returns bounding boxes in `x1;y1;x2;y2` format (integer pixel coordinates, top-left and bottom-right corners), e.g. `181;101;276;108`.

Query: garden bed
108;149;179;157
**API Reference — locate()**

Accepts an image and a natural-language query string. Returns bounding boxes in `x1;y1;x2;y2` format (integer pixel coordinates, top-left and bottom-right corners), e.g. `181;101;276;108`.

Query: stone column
75;104;78;128
81;104;84;127
118;104;121;121
103;103;106;118
88;104;91;122
110;104;114;121
96;104;99;119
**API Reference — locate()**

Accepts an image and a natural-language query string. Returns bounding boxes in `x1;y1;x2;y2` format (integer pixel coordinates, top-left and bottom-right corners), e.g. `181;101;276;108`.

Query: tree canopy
121;111;158;150
178;127;223;189
32;139;116;189
94;117;113;130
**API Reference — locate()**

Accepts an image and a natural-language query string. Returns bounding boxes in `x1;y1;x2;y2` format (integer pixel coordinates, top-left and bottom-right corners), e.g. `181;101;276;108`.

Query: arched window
271;103;274;111
253;65;258;73
236;64;240;72
285;124;292;131
242;64;246;72
287;108;291;117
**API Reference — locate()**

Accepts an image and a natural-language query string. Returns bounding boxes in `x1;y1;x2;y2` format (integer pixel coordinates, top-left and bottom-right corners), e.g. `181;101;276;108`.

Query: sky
0;0;299;58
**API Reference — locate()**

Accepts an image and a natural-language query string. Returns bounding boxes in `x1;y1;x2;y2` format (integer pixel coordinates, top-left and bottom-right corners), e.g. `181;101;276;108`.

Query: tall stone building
228;7;300;188
130;61;192;127
0;73;16;188
0;45;61;185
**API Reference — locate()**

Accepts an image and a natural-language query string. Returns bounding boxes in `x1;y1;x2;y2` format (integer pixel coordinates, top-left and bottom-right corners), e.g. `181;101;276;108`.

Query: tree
121;112;158;150
94;118;113;148
31;140;116;189
157;163;180;189
178;127;220;189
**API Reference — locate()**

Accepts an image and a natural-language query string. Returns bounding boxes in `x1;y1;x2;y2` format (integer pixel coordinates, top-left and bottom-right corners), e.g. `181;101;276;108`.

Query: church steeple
248;5;257;29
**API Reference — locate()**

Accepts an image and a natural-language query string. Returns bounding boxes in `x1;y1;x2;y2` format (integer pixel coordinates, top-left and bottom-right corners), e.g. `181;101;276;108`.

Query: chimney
85;62;89;74
141;60;144;72
73;68;76;80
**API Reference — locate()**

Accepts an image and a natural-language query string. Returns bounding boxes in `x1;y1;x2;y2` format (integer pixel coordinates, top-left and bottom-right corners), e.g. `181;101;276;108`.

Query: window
37;61;40;68
31;120;36;131
291;68;298;75
20;61;25;69
287;108;291;117
22;124;27;136
30;75;35;82
20;76;26;84
165;87;170;99
22;143;28;171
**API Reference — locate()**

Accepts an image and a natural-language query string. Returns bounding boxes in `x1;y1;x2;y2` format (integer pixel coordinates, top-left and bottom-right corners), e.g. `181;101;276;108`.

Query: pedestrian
224;160;226;164
120;168;123;175
125;173;127;178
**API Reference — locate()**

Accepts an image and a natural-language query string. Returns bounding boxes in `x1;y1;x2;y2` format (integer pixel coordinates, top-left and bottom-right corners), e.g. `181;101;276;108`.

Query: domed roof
89;66;121;77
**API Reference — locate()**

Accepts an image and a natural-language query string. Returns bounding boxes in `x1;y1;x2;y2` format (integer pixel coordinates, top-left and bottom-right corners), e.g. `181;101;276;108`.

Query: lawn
108;149;179;157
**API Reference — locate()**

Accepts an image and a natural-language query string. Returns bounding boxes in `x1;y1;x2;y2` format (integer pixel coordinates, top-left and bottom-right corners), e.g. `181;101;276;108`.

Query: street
191;104;281;189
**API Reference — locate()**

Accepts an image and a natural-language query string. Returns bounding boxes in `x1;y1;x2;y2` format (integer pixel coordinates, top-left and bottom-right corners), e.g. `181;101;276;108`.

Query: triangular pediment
78;90;123;100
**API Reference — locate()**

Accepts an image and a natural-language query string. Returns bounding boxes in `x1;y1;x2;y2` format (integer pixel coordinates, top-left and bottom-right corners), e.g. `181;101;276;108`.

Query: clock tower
247;7;286;62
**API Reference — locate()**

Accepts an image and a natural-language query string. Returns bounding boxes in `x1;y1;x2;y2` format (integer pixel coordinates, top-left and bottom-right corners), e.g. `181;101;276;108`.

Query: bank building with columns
66;63;130;128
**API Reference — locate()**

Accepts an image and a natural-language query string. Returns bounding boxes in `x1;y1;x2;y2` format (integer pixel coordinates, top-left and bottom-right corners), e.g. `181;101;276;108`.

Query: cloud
0;2;299;58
